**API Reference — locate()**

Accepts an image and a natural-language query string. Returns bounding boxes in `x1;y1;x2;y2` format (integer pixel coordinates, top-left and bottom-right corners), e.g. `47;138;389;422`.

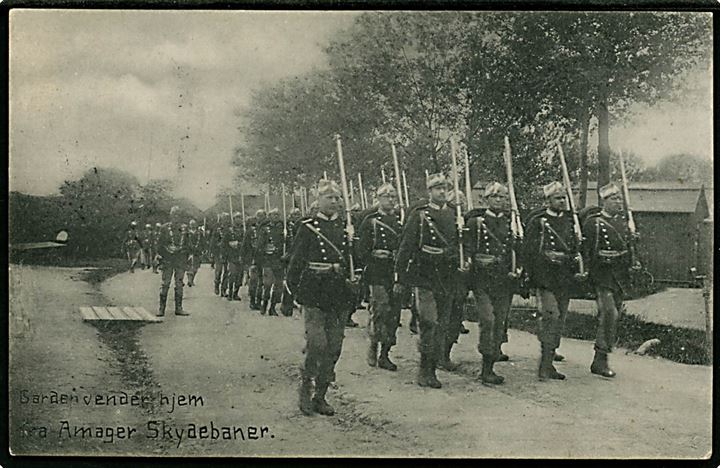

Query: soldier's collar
601;210;618;219
378;207;393;216
545;208;563;217
485;209;504;218
428;201;446;210
317;211;339;221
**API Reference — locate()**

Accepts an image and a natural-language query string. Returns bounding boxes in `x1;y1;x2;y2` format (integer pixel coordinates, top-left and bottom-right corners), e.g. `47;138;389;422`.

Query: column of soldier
122;133;641;419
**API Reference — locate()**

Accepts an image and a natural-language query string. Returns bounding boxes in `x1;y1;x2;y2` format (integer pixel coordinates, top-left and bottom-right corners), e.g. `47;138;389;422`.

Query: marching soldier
141;224;153;269
186;219;203;287
464;182;517;384
210;213;230;296
225;213;244;301
438;189;469;372
257;208;285;315
121;221;143;273
242;210;266;309
279;208;302;316
523;182;581;380
156;206;191;317
582;182;637;378
286;179;357;416
394;173;459;389
358;183;403;371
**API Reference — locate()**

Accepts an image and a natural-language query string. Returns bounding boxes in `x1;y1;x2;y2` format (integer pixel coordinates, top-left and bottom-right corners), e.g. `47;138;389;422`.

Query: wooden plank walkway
79;306;162;323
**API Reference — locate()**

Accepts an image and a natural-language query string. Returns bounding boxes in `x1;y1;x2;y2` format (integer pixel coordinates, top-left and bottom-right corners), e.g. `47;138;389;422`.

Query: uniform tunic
582;212;632;294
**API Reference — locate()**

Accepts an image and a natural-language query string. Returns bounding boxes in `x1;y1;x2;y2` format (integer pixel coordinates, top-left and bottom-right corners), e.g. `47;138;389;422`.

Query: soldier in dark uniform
243;210;266;309
582;182;637;378
394;173;460;389
209;213;228;295
438;189;469;372
156;206;191;317
257;208;285;315
122;221;143;273
185;219;203;287
464;182;518;384
225;214;244;301
141;224;153;269
358;183;403;371
523;182;582;380
287;179;357;416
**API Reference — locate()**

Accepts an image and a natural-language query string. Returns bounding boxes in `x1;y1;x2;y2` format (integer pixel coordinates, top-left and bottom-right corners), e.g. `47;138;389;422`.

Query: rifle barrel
335;135;356;281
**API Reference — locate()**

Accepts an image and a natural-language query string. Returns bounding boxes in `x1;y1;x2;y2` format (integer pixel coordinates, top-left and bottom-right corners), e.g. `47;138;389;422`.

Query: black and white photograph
7;9;714;458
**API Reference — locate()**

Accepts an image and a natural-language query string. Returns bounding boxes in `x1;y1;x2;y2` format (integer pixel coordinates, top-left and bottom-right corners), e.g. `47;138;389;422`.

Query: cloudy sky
9;10;712;210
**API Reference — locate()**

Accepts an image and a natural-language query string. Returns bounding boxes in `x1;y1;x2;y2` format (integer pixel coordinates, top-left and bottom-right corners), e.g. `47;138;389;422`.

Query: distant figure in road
393;173;459;389
121;221;143;274
210;213;230;296
464;182;518;385
286;179;358;416
357;183;402;371
185;219;203;287
156;206;190;317
582;182;639;378
243;210;266;310
523;182;581;381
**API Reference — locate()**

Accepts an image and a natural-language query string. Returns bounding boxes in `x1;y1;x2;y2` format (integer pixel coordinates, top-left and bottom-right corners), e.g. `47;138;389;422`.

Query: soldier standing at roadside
225;213;244;301
242;210;266;309
122;221;143;274
257;208;285;315
186;219;203;287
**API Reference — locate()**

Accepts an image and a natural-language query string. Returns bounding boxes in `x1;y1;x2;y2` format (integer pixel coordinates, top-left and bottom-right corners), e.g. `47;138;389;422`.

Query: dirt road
9;264;712;458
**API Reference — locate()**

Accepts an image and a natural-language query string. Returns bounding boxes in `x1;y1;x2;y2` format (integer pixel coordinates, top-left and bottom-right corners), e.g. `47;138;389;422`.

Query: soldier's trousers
214;257;228;291
302;306;348;385
474;288;513;358
368;285;401;346
127;248;142;269
537;289;570;350
414;287;452;362
446;286;468;349
141;248;152;268
595;287;623;354
262;265;283;304
160;264;185;301
226;261;243;297
248;265;262;302
280;273;295;314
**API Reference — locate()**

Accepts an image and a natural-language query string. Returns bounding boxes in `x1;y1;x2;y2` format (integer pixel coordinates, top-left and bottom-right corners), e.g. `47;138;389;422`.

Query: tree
637;153;712;185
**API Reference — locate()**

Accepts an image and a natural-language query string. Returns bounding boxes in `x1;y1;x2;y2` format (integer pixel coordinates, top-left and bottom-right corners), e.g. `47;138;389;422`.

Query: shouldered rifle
281;183;288;256
556;141;587;279
391;143;405;223
402;170;410;212
464;147;474;210
240;193;246;231
503;136;523;278
335;135;357;282
619;150;641;270
229;195;234;225
450;136;466;270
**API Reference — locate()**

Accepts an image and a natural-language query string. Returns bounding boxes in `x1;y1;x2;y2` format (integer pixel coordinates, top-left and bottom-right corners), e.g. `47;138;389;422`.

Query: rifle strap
302;222;347;264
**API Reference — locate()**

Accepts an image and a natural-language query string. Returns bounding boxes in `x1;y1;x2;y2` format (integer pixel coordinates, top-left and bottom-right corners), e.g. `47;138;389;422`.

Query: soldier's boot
226;283;234;301
460;323;470;334
214;282;220;296
174;290;190;316
157;292;168;317
366;339;379;367
554;351;565;362
260;299;268;315
232;285;241;301
416;354;433;388
590;351;616;378
480;355;504;385
311;381;335;416
298;377;314;416
538;345;565;381
437;342;459;371
377;343;398;371
268;301;279;316
426;354;443;388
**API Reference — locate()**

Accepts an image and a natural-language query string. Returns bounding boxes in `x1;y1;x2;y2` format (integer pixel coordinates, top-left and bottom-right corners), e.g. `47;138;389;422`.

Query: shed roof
581;182;713;214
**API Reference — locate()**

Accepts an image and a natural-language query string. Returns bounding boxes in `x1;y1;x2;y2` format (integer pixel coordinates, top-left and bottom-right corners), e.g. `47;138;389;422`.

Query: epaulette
464;207;487;222
578;205;603;225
